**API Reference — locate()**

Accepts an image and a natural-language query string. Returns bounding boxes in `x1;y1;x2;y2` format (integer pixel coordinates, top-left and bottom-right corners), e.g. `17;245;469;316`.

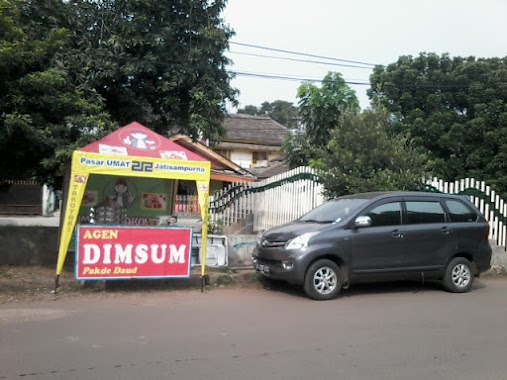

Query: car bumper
252;246;306;284
475;243;492;274
253;259;299;283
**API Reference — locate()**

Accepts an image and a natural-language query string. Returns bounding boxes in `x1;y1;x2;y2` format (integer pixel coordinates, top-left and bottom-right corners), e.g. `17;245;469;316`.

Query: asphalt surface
1;278;507;380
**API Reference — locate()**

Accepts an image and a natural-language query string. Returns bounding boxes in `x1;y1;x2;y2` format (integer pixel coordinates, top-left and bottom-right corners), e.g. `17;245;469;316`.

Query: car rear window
445;200;478;222
406;201;445;224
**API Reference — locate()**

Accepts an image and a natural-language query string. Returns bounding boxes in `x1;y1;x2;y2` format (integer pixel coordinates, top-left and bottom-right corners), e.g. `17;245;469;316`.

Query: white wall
230;150;253;169
230;149;284;169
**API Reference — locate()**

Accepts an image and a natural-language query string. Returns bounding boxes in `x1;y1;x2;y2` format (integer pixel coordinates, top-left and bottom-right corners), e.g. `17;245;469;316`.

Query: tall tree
266;100;299;129
0;0;115;185
1;0;237;185
62;0;237;145
298;72;360;147
282;72;360;168
369;53;507;194
311;109;431;198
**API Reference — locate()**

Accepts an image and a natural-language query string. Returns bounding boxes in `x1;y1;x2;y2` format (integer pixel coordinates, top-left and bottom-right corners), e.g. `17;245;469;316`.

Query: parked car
252;191;492;300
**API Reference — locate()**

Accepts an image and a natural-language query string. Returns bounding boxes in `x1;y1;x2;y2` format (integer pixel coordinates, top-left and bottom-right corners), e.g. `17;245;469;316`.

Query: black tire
303;259;342;300
443;257;474;293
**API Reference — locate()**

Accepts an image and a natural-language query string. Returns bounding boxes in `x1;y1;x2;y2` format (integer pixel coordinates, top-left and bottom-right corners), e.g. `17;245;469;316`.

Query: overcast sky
222;0;507;111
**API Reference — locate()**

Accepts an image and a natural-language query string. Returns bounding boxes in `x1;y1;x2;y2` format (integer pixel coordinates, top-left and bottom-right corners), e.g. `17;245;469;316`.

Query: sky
222;0;507;111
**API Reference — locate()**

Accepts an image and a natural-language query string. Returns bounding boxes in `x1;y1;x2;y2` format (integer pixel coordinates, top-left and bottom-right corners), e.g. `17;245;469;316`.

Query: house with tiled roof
214;114;290;170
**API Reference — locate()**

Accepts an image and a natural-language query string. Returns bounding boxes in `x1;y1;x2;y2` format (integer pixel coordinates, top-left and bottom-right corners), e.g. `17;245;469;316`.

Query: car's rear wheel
304;259;342;300
443;257;474;293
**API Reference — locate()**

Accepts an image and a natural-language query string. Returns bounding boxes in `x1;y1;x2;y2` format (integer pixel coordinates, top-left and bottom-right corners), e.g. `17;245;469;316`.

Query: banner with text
76;226;192;280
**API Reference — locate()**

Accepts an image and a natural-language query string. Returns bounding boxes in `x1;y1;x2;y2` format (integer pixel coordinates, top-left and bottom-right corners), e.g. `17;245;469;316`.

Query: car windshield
298;198;369;223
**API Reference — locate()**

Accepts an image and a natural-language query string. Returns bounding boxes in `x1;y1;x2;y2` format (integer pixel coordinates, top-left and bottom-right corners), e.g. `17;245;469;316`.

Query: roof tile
222;114;290;146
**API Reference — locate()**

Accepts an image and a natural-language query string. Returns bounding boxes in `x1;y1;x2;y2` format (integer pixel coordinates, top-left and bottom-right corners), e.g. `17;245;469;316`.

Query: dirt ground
2;265;504;305
0;265;261;304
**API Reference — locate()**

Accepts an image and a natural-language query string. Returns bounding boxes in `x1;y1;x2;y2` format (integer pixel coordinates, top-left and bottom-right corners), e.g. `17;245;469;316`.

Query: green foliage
0;0;115;185
237;100;299;129
298;72;360;147
369;53;507;195
282;72;360;168
208;219;224;235
61;0;236;145
237;105;260;116
311;109;432;198
0;0;237;186
281;132;312;168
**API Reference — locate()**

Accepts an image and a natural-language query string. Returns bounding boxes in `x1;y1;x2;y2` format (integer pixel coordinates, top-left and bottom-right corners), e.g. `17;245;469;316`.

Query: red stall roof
80;122;207;162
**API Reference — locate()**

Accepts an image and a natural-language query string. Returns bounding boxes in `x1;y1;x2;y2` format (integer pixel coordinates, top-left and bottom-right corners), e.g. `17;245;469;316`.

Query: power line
230;41;377;68
227;70;371;85
228;70;507;90
228;51;374;70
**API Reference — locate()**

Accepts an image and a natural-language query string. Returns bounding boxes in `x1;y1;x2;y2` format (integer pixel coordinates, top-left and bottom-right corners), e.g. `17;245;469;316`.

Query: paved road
1;278;507;379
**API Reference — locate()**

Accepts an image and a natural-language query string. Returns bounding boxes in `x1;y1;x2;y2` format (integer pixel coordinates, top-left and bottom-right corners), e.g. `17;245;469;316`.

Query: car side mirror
354;216;372;228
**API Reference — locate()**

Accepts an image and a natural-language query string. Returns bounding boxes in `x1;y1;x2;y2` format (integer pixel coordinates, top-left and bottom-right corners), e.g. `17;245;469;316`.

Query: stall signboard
76;226;193;280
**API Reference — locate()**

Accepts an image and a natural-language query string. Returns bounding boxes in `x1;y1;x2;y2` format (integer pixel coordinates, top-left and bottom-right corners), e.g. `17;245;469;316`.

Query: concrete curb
485;265;507;276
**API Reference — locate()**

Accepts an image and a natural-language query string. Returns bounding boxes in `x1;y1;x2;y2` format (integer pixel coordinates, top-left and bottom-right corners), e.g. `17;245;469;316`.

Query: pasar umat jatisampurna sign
76;226;193;279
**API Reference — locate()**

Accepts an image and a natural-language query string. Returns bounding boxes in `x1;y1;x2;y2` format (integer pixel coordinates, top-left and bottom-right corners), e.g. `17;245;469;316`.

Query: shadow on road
258;276;488;300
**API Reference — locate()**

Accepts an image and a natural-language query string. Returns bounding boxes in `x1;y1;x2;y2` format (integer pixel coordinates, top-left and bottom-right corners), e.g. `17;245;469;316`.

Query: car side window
365;202;402;227
445;200;478;222
405;201;445;224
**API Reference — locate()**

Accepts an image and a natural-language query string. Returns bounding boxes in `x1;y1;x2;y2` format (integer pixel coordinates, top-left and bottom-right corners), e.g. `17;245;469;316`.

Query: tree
281;132;312;168
368;53;507;194
311;109;432;198
62;0;237;145
0;0;237;185
237;100;299;128
298;72;360;147
237;105;261;116
282;72;360;168
0;0;115;185
266;100;299;129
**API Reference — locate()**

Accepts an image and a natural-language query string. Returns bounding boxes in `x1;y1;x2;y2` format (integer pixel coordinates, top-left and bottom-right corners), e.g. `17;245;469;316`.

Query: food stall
55;122;211;291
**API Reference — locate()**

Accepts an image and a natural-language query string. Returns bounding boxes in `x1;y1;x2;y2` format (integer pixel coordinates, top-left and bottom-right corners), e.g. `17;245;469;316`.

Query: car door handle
391;230;403;238
441;227;451;235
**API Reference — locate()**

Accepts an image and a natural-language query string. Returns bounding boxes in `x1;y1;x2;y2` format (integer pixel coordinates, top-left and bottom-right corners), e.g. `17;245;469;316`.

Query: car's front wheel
443;257;474;293
304;259;342;300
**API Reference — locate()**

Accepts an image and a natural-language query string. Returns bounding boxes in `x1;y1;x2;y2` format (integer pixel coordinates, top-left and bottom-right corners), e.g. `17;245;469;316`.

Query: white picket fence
209;167;324;233
209;167;507;249
253;167;325;231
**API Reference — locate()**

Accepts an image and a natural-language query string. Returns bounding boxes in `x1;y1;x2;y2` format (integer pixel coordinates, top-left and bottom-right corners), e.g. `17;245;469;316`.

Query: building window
252;151;268;166
216;149;231;159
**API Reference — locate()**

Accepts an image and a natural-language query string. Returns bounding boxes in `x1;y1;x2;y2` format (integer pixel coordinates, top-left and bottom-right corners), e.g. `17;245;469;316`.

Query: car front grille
260;239;287;248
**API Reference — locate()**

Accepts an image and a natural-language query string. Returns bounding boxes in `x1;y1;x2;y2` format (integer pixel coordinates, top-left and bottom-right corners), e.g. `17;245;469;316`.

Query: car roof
337;191;466;201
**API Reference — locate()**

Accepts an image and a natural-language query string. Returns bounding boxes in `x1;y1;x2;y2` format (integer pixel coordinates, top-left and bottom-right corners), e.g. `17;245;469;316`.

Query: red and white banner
76;226;193;279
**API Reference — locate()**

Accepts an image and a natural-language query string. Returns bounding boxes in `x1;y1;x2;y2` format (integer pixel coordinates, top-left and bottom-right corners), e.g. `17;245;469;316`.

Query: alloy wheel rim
313;267;337;295
451;264;471;288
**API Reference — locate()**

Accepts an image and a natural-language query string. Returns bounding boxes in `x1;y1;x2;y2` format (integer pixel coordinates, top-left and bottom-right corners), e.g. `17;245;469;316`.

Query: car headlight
257;232;264;246
285;232;320;250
